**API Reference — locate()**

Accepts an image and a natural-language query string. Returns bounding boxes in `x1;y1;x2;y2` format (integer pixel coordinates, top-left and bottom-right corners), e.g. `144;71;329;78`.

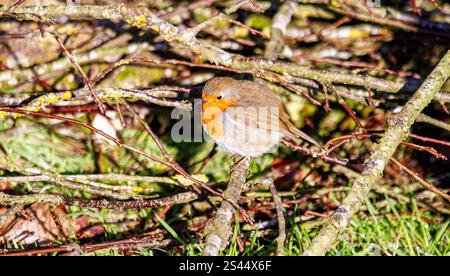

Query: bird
201;77;323;157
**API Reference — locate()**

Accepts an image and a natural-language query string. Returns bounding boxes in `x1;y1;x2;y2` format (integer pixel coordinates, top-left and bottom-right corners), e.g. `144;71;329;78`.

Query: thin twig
54;35;105;114
282;138;348;166
390;158;450;202
123;101;172;161
416;114;450;133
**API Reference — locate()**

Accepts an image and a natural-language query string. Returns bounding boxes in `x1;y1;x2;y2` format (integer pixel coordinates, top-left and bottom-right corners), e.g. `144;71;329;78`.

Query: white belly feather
203;111;281;157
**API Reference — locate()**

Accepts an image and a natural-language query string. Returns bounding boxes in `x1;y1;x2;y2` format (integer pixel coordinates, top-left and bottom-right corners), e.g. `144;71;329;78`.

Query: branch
53;35;105;114
1;4;425;96
0;87;191;113
302;50;450;256
416;114;450;133
202;157;250;256
269;180;286;256
296;0;450;33
264;0;297;60
0;190;197;210
281;138;348;166
390;158;450;202
0;43;148;89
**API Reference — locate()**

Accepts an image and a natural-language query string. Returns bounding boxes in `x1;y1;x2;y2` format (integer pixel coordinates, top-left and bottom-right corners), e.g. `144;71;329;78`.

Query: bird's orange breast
201;95;236;138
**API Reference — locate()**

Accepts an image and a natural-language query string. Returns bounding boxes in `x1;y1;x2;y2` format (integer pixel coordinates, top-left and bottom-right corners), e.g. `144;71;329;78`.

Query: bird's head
202;77;238;112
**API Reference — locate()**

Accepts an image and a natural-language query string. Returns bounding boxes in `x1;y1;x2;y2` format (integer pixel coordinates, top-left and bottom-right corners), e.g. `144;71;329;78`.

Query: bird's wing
230;81;282;132
230;80;323;149
279;109;323;149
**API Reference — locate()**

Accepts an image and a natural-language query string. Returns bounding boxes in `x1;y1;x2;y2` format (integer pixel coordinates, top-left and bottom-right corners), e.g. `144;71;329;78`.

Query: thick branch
202;158;250;256
302;50;450;256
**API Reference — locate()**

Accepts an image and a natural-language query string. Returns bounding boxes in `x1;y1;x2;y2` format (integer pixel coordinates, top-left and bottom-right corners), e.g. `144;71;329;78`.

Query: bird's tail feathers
284;124;324;150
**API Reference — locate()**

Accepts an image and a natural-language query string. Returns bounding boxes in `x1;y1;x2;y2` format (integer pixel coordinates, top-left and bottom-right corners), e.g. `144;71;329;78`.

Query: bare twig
123;101;172;160
0;190;197;210
0;205;22;229
54;35;105;114
416;114;450;133
390;158;450;202
282;138;348;166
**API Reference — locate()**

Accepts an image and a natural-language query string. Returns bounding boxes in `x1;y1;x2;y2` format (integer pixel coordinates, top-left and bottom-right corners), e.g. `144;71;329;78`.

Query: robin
201;77;322;157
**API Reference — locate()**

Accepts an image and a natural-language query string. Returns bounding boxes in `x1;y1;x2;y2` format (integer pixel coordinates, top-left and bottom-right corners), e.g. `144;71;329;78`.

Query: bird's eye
216;95;223;100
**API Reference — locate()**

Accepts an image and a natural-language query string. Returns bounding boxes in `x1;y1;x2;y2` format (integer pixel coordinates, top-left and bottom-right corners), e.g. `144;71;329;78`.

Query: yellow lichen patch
128;15;148;29
234;27;249;38
379;28;390;36
163;28;182;42
131;186;144;193
191;174;209;182
148;24;160;34
65;24;83;36
99;89;124;101
45;93;59;104
0;111;7;120
20;93;66;113
12;113;25;119
330;0;341;8
37;93;58;111
349;29;369;39
61;91;73;101
115;59;130;68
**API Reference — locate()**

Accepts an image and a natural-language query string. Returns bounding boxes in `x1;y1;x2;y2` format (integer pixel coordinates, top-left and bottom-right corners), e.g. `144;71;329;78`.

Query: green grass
179;196;449;256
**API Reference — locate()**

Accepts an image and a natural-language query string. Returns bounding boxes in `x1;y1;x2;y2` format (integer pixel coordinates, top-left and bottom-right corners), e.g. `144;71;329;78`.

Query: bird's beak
202;94;215;104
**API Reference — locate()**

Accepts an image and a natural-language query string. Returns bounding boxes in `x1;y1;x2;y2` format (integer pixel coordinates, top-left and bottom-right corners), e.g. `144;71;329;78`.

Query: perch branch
202;157;250;256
